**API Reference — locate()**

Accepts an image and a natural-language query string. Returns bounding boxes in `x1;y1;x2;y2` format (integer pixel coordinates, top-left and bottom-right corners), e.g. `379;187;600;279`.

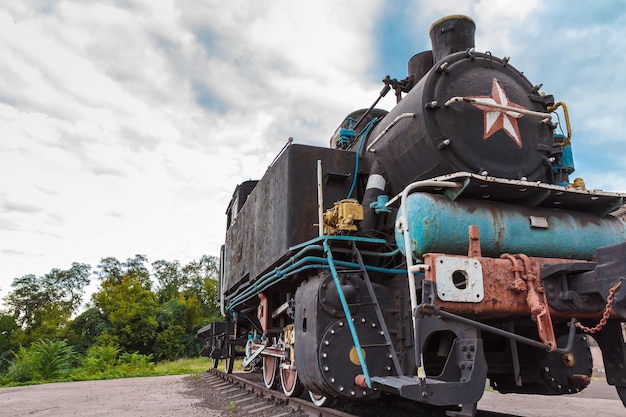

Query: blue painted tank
395;193;626;260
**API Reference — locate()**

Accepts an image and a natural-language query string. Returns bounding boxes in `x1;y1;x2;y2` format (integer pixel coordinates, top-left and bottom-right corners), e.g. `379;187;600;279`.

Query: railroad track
200;370;523;417
201;369;358;417
199;369;526;417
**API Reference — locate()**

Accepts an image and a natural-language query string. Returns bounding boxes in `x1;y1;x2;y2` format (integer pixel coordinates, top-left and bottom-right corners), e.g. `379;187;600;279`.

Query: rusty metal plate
433;255;484;302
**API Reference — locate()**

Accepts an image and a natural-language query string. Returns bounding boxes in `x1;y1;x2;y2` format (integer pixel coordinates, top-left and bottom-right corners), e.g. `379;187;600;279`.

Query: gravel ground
0;374;221;417
189;370;626;417
186;372;300;417
1;369;624;417
0;373;297;417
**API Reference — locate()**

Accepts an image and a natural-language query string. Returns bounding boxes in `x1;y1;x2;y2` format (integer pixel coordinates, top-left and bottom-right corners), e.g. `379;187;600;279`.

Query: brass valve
322;199;364;235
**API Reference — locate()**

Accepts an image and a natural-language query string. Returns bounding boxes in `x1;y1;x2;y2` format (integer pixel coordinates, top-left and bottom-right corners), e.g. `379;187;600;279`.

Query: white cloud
1;0;626;308
0;0;384;303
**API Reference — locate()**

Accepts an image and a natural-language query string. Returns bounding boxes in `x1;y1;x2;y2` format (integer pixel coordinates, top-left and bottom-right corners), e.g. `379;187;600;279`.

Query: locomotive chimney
407;50;433;86
429;15;475;64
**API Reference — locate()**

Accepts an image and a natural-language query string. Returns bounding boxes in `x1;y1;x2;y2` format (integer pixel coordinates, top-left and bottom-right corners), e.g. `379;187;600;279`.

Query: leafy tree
94;257;123;283
66;307;111;354
202;273;221;322
92;255;158;355
2;254;220;364
96;255;150;286
153;259;184;304
2;264;91;344
0;312;18;354
153;256;219;305
46;264;92;308
151;255;221;360
180;255;221;320
153;295;204;360
3;274;38;328
154;324;186;361
0;313;18;373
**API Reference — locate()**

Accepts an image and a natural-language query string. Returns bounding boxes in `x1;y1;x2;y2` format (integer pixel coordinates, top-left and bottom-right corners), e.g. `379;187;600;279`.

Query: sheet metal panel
222;144;356;296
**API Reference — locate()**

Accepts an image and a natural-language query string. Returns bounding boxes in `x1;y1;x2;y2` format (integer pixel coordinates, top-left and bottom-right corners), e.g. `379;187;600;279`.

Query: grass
153;357;214;375
211;358;245;373
0;357;216;388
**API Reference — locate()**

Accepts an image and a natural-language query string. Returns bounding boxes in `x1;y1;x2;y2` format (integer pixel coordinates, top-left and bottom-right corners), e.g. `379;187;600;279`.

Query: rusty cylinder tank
363;15;558;196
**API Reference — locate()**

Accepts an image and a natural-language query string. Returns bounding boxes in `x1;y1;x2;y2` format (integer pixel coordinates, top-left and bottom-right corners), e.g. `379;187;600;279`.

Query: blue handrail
225;236;404;312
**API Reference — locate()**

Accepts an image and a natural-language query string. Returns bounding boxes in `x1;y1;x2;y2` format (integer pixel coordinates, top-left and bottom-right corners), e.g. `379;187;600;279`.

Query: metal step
323;238;404;389
371;375;484;408
349;242;403;377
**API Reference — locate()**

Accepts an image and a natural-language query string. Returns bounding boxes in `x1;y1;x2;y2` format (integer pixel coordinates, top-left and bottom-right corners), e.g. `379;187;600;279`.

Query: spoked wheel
280;359;304;397
309;391;337;407
262;355;279;389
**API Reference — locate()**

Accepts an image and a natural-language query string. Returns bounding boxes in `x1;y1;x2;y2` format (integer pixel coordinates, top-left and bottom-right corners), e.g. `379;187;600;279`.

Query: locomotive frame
198;15;626;416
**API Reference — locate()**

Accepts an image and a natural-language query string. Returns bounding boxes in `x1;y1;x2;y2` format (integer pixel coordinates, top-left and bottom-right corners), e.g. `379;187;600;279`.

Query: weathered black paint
222;145;356;296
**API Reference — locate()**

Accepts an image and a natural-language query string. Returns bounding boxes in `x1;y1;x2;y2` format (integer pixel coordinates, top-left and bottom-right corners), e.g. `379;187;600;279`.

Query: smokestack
429;15;475;64
407;50;433;85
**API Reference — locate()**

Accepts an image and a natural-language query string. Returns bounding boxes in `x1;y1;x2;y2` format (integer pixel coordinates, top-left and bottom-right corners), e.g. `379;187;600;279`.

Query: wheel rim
263;356;278;389
280;360;304;397
309;391;336;407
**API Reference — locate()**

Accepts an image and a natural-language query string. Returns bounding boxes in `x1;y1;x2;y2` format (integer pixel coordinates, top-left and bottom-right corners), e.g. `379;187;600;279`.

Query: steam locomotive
198;15;626;416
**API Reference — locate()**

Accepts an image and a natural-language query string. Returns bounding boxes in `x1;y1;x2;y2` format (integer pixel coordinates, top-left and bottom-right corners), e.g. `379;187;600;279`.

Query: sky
2;0;626;306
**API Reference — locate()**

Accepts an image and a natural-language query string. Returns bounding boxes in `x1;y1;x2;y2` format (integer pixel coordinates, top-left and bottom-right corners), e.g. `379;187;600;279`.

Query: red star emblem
468;78;526;147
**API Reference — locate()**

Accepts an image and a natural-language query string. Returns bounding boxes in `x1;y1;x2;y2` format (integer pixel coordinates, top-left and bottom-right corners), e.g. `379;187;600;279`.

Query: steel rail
208;368;359;417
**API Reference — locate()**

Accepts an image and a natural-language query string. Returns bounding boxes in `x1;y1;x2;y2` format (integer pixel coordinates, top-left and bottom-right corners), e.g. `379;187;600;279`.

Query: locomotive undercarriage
202;175;626;415
201;171;626;416
202;234;626;416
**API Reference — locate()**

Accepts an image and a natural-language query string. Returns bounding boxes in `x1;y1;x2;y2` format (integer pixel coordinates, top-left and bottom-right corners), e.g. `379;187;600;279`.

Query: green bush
79;344;120;376
5;340;75;383
117;352;154;374
5;346;37;382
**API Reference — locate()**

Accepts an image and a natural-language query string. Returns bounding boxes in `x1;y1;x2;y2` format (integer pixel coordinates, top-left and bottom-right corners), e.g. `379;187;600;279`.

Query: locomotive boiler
198;15;626;416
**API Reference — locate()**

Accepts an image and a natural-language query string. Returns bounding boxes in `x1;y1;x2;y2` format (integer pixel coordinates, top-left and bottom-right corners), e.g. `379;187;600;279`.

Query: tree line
0;254;221;377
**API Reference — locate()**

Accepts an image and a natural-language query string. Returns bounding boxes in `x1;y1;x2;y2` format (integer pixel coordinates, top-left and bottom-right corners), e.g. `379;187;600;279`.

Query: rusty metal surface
511;253;556;351
257;293;269;332
423;253;593;318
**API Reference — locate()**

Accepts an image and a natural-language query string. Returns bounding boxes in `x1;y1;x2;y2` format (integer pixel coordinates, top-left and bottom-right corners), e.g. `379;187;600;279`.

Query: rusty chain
575;280;623;334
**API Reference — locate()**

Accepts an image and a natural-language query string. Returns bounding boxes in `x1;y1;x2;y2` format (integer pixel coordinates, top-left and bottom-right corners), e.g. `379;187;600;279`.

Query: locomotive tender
198;15;626;416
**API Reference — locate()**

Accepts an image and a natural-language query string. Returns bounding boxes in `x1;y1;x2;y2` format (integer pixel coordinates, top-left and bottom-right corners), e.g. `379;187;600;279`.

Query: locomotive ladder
323;239;403;388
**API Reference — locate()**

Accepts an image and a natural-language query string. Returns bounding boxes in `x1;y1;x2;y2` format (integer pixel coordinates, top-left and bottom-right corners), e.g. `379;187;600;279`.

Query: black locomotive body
198;16;626;416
